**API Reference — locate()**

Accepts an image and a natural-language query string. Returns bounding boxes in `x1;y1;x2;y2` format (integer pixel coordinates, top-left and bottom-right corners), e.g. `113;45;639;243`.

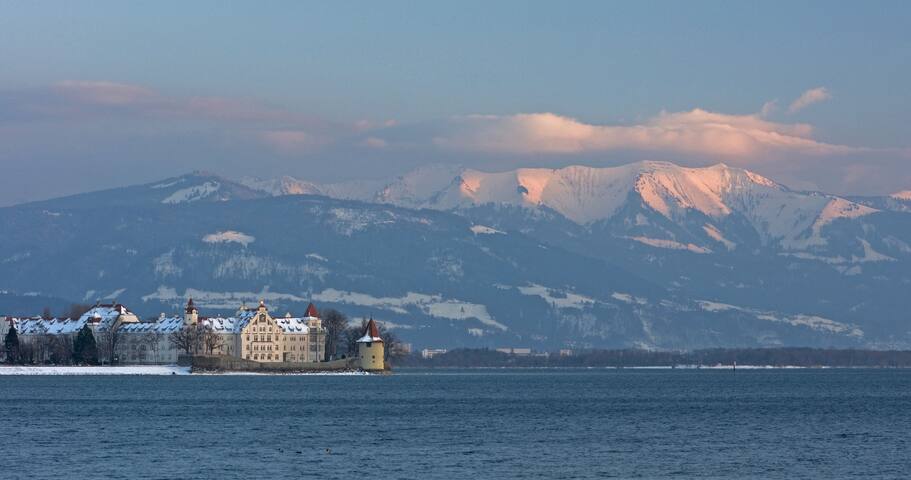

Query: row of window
247;353;277;360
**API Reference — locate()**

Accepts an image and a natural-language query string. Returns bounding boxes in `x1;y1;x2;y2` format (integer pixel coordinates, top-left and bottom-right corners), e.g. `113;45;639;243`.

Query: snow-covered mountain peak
891;190;911;201
375;164;466;206
239;175;323;197
420;161;787;223
231;161;885;252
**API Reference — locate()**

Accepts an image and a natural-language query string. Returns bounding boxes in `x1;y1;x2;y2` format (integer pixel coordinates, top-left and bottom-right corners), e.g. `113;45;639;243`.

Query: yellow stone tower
356;318;385;371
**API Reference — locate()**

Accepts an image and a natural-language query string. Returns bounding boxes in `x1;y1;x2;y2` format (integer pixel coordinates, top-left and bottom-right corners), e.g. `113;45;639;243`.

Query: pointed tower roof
186;298;197;314
357;318;383;343
304;303;319;318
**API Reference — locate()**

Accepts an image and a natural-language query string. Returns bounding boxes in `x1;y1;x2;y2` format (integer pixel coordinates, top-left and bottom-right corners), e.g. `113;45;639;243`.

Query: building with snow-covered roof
117;315;183;364
218;300;325;363
2;299;326;365
1;302;144;363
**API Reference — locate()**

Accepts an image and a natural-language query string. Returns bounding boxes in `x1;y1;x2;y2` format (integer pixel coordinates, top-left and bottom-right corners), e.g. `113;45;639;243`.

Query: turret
184;298;199;327
356;318;385;371
304;302;321;329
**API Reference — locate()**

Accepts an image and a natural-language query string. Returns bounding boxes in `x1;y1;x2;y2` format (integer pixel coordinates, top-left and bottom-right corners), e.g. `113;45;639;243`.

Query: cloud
788;87;831;114
9;80;322;126
260;130;324;153
0;80;906;205
362;137;388;148
54;80;157;106
759;100;778;117
430;109;858;158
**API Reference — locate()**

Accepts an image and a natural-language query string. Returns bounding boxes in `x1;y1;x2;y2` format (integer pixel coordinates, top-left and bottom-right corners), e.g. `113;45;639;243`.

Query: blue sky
0;1;909;204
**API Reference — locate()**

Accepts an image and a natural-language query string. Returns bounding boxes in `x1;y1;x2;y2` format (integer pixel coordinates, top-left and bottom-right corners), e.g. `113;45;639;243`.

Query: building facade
2;303;144;363
2;299;326;365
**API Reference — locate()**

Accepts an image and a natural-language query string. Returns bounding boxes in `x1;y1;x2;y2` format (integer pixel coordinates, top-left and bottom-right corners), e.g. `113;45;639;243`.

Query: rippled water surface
2;368;910;479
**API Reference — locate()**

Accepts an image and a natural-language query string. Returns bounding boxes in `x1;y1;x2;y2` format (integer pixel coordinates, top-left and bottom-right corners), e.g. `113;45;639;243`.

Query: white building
421;348;448;359
2;303;142;363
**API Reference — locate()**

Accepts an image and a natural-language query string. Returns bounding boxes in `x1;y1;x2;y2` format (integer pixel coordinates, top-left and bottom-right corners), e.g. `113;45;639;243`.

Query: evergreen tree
4;325;19;364
72;325;98;365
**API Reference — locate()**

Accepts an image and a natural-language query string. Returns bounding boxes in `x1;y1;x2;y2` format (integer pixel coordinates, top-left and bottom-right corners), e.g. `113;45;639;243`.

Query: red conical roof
365;318;382;341
305;303;319;318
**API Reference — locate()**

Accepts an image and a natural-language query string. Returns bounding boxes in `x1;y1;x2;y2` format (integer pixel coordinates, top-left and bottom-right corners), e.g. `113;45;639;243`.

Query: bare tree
17;342;35;365
49;335;73;365
201;327;223;355
322;309;348;361
141;332;164;363
169;327;201;355
380;328;403;362
33;334;53;364
97;324;125;365
41;307;53;320
343;319;367;358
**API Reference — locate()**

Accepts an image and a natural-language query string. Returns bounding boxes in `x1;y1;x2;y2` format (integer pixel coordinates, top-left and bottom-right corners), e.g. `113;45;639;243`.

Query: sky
0;1;909;205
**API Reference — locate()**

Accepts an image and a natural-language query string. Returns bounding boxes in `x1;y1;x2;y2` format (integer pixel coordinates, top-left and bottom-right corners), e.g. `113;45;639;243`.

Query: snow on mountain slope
239;176;323;196
241;161;881;251
161;181;221;204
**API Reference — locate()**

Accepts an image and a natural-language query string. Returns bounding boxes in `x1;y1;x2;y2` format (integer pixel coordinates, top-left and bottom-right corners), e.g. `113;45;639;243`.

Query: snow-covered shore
0;365;191;375
0;366;373;376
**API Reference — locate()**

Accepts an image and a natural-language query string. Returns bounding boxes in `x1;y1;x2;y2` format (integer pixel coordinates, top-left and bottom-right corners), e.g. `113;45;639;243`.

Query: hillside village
0;299;388;372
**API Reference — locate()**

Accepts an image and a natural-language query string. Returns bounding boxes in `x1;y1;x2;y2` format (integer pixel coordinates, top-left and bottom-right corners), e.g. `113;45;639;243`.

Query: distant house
421;348;448;359
496;347;532;356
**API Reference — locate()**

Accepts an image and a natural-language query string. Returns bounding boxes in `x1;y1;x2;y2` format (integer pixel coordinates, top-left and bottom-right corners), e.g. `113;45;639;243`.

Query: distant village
1;299;388;372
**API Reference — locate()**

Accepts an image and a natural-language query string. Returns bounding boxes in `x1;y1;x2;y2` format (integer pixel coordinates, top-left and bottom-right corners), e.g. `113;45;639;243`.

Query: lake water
2;368;910;479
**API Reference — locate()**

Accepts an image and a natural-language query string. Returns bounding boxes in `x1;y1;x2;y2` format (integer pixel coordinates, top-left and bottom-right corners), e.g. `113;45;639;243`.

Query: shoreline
0;365;372;376
3;364;908;375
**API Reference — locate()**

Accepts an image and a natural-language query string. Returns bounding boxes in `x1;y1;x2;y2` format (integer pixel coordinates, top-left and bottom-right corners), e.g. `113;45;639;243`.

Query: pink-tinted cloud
54;80;157;106
362;137;388;148
788;87;831;113
50;80;314;125
260;130;324;153
431;109;858;158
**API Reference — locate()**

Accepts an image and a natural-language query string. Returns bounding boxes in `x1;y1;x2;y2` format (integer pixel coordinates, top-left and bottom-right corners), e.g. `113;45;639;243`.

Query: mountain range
1;160;909;349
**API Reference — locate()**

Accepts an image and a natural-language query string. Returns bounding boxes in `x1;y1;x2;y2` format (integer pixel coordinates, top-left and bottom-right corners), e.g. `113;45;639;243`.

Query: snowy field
0;365;191;375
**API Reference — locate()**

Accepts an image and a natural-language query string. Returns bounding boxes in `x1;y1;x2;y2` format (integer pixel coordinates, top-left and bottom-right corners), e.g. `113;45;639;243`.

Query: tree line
400;347;911;368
